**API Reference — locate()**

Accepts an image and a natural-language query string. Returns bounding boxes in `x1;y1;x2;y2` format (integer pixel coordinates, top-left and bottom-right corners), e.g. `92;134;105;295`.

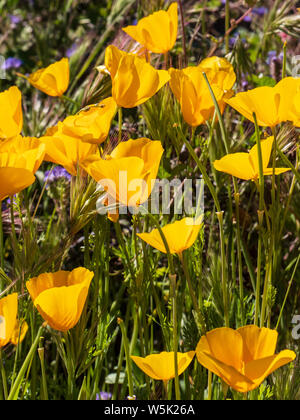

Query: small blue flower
96;391;112;400
8;14;21;25
66;43;78;58
45;166;71;185
252;7;268;16
2;57;23;70
267;51;283;66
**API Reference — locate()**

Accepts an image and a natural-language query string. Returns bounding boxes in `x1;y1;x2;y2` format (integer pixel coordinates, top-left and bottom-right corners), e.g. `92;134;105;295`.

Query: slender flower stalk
38;337;48;400
8;326;44;400
118;318;134;399
275;255;300;330
216;211;229;327
179;252;206;333
253;113;265;326
0;350;8;399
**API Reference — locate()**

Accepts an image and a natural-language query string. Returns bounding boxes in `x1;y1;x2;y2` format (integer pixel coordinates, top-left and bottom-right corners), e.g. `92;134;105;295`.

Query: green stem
60;94;80;108
275;255;300;330
8;326;44;400
115;220;135;280
253;114;265;326
282;41;287;79
179;128;221;213
38;338;48;400
118;318;134;399
234;192;244;325
216;211;229;327
202;72;230;154
170;274;180;400
179;252;206;334
0;350;8;399
207;371;212;400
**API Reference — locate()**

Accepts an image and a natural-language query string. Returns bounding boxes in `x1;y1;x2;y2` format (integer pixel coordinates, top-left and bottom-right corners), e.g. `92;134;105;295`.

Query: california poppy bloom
226;77;300;127
169;66;224;127
26;268;94;332
0;139;45;201
137;217;202;255
0;293;28;347
213;136;290;181
196;325;296;393
131;351;195;381
60;97;117;144
40;124;99;176
122;2;178;54
0;135;45;173
105;45;170;108
80;138;164;211
0;86;23;139
198;56;236;113
18;58;69;97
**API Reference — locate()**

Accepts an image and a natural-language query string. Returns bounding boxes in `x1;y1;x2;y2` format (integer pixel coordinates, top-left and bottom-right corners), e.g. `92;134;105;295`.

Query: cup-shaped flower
122;2;178;54
40;124;99;176
60;97;117;144
0;86;23;139
0;139;45;201
19;58;69;97
198;56;236;113
169;66;224;127
105;45;170;108
0;293;28;347
137;217;202;255
213;136;290;180
0;135;45;173
196;325;296;393
26;268;94;332
131;351;195;381
226;77;300;127
80;138;164;209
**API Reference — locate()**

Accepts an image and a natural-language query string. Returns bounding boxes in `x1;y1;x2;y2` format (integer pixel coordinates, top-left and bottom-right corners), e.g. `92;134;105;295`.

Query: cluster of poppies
0;2;297;396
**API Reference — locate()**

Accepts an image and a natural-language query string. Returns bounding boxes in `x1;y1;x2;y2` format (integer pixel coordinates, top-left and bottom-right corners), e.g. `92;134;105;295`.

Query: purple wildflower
252;7;268;16
8;15;21;25
267;51;283;66
66;43;78;58
96;391;112;400
2;58;23;70
45;166;71;185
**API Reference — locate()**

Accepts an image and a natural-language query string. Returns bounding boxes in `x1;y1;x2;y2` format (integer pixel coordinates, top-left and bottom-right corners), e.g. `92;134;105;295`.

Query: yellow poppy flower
0;86;23;140
10;319;29;346
26;268;94;332
105;45;170;108
18;58;69;97
131;351;195;381
226;77;300;127
0;135;45;173
213;136;290;180
40;123;99;176
60;97;117;144
169;66;224;127
80;138;164;209
0;139;45;201
122;2;178;54
0;293;28;347
198;56;236;113
137;217;202;255
196;325;296;393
